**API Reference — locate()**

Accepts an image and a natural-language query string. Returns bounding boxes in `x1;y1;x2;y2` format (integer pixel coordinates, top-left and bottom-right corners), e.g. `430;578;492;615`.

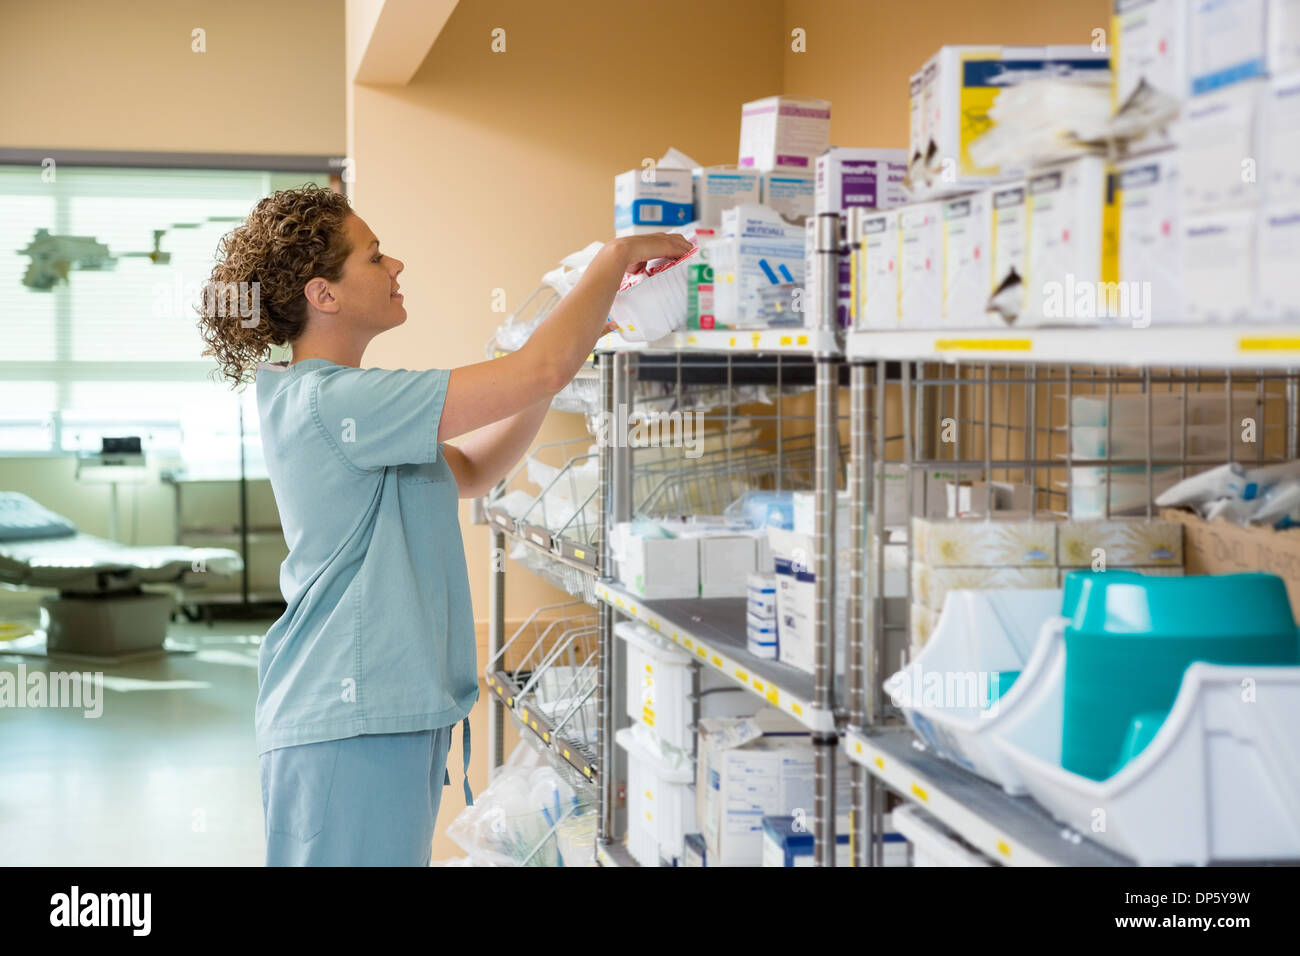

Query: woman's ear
303;277;339;314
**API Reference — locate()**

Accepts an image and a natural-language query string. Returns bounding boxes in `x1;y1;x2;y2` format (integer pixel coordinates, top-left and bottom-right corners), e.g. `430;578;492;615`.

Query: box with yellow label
912;515;1058;567
1057;517;1183;568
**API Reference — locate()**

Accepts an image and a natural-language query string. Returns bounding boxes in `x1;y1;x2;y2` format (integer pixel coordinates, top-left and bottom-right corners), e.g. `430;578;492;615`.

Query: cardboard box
944;480;1035;517
1256;203;1300;320
910;601;941;648
1263;73;1300;205
1181;206;1256;323
698;533;758;598
611;522;700;599
767;526;849;677
941;191;994;327
761;172;815;222
1161;506;1300;617
1057;516;1183;567
1022;157;1113;326
912;515;1058;567
897;201;943;326
1113;151;1183;325
693;166;762;227
696;713;850;867
1271;0;1300;75
1178;80;1265;214
814;147;908;215
852;209;900;329
989;181;1029;321
709;234;805;326
1111;0;1188;113
1187;0;1267;95
911;563;1058;612
739;95;832;173
614;166;693;236
912;46;1109;190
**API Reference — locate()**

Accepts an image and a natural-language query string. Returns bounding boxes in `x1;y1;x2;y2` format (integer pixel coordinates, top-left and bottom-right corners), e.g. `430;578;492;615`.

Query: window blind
0;165;328;457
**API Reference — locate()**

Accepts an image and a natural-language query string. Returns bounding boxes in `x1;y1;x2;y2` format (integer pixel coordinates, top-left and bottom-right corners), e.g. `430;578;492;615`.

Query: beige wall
347;0;788;630
0;0;345;153
781;0;1110;147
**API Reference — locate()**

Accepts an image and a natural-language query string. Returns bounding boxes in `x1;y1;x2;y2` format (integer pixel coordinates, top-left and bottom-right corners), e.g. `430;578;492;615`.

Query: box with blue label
760;814;909;866
693;166;762;227
1187;0;1268;95
696;714;852;867
762;172;815;223
614;166;694;236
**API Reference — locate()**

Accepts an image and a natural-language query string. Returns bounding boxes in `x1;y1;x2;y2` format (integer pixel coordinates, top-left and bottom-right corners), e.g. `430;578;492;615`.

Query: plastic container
885;587;1065;793
1061;572;1300;780
995;657;1300;864
616;724;696;866
608;244;701;342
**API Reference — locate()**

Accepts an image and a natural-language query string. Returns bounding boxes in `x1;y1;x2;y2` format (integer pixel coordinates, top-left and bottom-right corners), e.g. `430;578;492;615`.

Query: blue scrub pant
260;727;455;866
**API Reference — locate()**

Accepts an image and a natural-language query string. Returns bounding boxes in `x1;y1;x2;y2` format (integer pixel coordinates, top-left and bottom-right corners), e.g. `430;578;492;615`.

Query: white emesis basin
884;588;1064;795
993;654;1300;866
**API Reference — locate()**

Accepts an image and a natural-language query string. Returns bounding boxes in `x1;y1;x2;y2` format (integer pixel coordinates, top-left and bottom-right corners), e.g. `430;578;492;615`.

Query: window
0;164;334;463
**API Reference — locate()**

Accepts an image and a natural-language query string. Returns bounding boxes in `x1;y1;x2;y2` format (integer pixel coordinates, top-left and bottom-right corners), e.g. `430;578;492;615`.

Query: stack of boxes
746;573;779;658
909;514;1184;647
854;3;1300;332
611;518;768;601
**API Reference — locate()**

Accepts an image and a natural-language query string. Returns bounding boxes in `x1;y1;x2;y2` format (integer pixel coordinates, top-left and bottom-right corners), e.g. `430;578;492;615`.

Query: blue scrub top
253;358;479;758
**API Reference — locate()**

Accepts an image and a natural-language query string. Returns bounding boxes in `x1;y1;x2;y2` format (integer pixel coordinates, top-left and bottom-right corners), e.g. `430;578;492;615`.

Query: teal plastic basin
1061;572;1300;781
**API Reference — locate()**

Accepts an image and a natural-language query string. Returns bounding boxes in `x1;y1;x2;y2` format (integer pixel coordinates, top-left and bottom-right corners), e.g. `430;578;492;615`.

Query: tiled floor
0;615;515;866
0;618;270;866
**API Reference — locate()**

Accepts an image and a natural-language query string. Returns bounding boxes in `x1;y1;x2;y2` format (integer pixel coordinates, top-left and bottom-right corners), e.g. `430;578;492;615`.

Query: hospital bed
0;492;243;656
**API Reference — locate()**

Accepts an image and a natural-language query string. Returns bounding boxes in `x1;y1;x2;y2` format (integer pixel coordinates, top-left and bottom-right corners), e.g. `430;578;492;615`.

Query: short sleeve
312;366;450;471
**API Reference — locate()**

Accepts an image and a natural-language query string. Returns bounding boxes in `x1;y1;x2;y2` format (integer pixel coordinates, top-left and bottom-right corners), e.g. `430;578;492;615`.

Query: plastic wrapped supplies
608;244;701;342
445;743;594;867
1155;460;1300;527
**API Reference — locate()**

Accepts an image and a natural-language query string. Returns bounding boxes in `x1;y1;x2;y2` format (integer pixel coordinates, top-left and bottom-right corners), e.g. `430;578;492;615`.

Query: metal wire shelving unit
486;207;1300;867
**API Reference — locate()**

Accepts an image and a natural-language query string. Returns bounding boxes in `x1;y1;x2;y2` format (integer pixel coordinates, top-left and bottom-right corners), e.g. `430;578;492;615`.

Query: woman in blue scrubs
197;184;690;865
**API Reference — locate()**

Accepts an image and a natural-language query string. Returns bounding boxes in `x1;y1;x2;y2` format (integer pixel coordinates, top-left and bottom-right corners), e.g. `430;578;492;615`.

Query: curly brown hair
197;183;353;386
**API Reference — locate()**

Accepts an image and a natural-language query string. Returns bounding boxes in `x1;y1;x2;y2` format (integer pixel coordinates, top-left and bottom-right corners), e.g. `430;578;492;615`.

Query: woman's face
334;213;406;333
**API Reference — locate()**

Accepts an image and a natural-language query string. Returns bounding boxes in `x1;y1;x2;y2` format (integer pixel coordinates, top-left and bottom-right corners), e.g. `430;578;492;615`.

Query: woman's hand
606;232;695;276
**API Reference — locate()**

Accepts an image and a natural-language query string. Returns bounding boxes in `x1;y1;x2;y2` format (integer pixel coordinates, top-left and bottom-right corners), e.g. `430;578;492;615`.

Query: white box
721;202;805;241
1023;157;1112;326
941;191;994;327
911;514;1058;567
1112;0;1188;110
761;173;815;222
698;533;758;598
943;479;1034;517
693;166;763;228
1187;0;1268;95
791;489;851;539
897;201;943;327
913;46;1109;190
618;725;695;866
611;523;700;599
1272;0;1300;74
614;167;694;236
760;812;908;866
989;181;1029;323
1113;150;1183;325
814;147;908;215
1179;79;1264;213
768;527;850;677
908;71;925;180
739;96;832;174
747;572;778;619
1181;206;1256;323
709;235;805;326
853;209;900;329
1257;203;1300;320
697;714;850;867
1263;73;1300;204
